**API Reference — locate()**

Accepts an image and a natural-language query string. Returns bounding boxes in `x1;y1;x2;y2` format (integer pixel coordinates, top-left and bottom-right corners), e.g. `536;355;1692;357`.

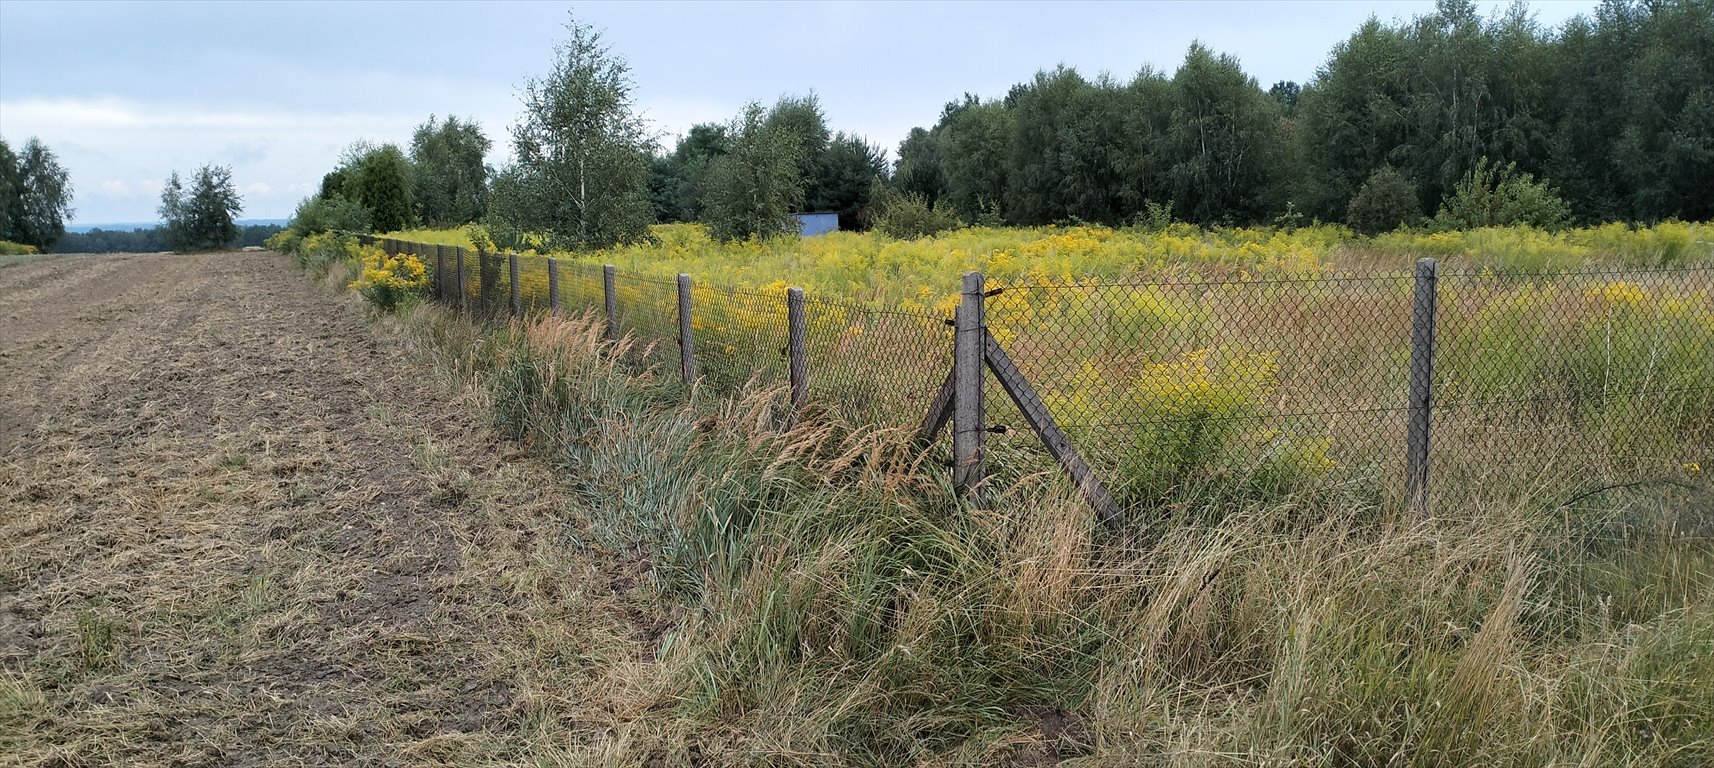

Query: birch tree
499;14;654;251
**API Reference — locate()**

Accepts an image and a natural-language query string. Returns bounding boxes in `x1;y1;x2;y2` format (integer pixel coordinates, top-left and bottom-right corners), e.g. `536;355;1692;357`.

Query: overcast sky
0;0;1600;225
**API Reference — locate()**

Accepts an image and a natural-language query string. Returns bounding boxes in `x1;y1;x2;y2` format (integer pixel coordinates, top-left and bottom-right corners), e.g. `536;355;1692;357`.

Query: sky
0;0;1602;226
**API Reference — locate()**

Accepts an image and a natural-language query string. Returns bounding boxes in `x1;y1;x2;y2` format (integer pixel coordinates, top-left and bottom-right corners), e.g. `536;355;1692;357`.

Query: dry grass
438;310;1713;766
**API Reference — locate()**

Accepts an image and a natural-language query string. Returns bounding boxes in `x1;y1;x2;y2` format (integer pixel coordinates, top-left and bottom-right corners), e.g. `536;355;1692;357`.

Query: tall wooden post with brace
1405;258;1437;515
953;271;986;495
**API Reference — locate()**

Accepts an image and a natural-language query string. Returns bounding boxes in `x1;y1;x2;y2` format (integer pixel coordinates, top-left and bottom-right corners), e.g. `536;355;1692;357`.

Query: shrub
349;245;428;311
1130;199;1178;232
873;192;962;240
292;231;363;276
1433;157;1571;231
1346;165;1421;235
1049;348;1337;507
288;195;372;237
264;229;300;254
0;240;38;255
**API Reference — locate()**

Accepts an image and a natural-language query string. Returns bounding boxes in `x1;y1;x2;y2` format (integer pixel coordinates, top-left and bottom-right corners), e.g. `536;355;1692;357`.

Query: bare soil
0;253;653;766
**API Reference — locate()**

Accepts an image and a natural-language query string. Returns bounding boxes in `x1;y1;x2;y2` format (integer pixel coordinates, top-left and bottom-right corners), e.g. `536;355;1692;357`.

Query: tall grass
432;309;1713;766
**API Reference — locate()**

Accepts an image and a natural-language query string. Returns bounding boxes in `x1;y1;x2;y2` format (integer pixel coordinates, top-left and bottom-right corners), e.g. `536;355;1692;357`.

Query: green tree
496;14;655;251
410;115;491;227
159;165;243;251
703;102;802;241
1165;44;1288;225
809;132;888;229
652;123;730;223
765;93;831;208
1346;165;1422;235
1268;80;1302;116
0;139;22;244
158;171;186;248
353;144;414;233
937;96;1014;222
320;167;353;202
892;127;946;205
7;138;74;250
1006;67;1129;224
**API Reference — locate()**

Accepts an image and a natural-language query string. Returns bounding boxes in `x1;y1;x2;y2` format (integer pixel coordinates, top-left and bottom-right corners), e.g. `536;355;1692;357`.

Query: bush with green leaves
1346;165;1422;235
1434;157;1571;231
872;190;962;240
287;194;371;237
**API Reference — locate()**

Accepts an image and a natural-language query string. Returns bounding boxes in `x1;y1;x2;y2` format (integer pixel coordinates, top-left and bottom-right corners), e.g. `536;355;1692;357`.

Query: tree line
294;0;1709;254
295;20;891;249
895;0;1712;230
294;116;492;240
56;223;282;254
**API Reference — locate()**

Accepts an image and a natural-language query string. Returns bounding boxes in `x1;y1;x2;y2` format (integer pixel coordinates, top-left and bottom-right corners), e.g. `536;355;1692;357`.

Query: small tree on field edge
493;14;655;252
159;165;243;252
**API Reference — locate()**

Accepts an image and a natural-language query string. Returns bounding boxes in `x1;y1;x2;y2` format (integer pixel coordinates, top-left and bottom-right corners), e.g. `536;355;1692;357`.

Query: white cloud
0;97;446;222
0;97;413;133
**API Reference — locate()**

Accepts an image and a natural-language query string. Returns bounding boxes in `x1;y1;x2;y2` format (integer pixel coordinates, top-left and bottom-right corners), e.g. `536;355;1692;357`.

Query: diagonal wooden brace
983;331;1122;532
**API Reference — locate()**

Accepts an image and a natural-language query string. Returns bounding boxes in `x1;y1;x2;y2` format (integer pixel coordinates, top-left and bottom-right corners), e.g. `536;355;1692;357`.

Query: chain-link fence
359;234;1713;520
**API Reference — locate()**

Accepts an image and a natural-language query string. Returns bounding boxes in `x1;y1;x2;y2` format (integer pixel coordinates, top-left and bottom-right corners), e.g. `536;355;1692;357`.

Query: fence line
354;233;1714;525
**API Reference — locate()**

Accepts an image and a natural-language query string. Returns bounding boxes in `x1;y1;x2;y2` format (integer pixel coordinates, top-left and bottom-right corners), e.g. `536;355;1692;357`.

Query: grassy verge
391;299;1713;766
0;251;59;268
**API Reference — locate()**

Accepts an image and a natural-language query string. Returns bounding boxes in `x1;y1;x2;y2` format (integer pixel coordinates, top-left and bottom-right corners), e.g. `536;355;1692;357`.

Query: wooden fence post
953;271;986;496
508;253;522;317
547;258;560;315
677;273;696;384
477;249;499;314
1405;257;1437;516
787;287;809;414
434;244;446;301
603;265;618;340
455;247;467;312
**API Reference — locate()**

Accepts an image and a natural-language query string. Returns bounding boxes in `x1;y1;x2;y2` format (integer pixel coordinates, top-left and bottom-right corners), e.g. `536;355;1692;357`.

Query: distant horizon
63;217;288;234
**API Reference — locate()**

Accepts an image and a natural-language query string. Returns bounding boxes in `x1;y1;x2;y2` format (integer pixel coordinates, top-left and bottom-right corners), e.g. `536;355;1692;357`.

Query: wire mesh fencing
981;263;1713;514
981;273;1420;510
1428;266;1714;511
363;233;1712;520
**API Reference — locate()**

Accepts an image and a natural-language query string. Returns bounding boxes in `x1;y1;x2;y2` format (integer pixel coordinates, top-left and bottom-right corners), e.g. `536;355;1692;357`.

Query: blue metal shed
792;212;840;237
